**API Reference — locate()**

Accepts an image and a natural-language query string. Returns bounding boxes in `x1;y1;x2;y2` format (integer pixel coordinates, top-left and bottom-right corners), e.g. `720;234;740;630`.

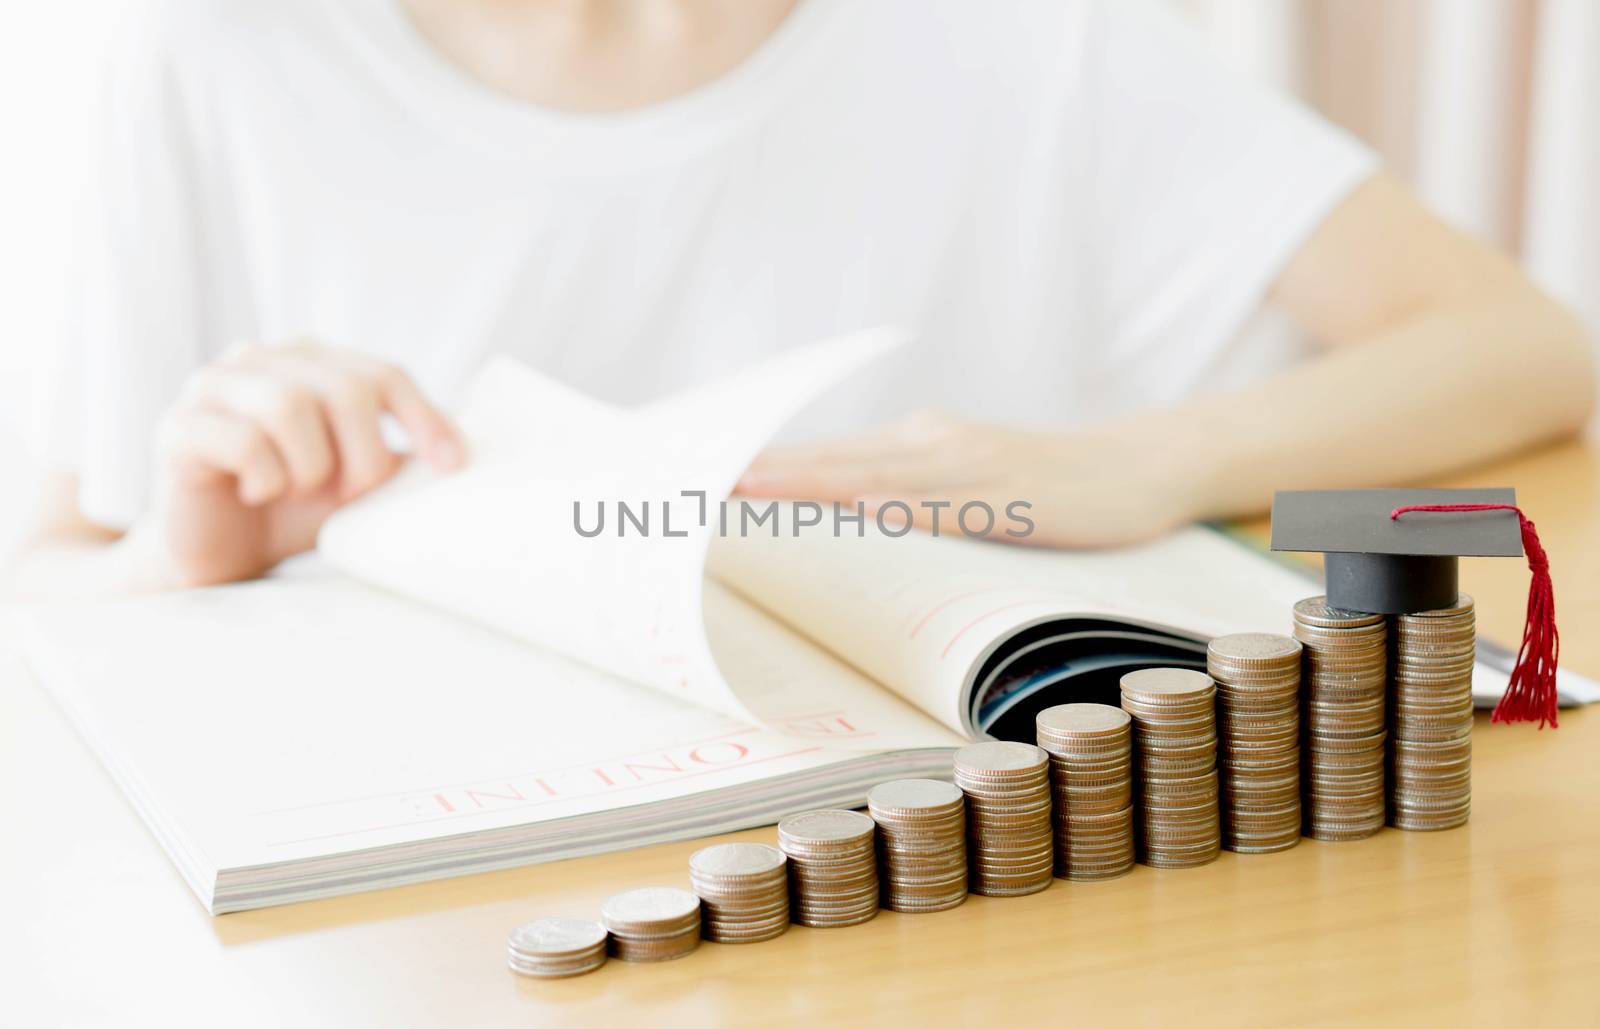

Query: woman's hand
735;410;1200;548
124;341;465;588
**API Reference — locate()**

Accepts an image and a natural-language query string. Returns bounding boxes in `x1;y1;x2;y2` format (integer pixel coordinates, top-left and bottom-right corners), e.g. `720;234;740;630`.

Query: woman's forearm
4;473;170;600
1142;286;1595;522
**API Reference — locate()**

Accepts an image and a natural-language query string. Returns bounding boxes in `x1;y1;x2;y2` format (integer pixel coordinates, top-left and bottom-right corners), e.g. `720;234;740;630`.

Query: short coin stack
1120;668;1221;868
1293;597;1388;841
506;918;609;978
600;886;702;962
777;809;880;927
1388;594;1475;831
953;741;1054;896
1035;704;1134;881
687;843;790;943
1206;633;1303;854
867;779;968;912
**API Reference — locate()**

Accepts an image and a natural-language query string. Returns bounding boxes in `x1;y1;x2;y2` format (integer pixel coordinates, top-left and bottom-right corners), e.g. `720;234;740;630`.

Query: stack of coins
1120;668;1222;868
867;779;968;912
687;843;790;943
777;809;879;927
953;741;1054;896
600;886;702;961
1293;597;1388;841
506;918;609;978
1035;704;1134;881
1388;594;1475;831
1207;633;1303;854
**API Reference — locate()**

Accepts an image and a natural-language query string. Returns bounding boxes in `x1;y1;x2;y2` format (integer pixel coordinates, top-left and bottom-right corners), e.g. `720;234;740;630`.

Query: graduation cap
1271;487;1560;728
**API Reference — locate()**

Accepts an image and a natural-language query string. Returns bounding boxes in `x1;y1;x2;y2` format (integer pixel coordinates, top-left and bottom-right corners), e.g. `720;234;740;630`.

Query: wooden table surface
5;442;1599;1028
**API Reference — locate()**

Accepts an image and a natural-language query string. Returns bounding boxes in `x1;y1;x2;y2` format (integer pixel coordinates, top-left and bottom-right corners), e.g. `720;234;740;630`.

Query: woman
15;0;1594;593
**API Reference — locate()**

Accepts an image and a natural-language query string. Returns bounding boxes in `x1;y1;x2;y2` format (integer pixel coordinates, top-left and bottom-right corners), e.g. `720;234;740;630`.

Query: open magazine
11;329;1596;914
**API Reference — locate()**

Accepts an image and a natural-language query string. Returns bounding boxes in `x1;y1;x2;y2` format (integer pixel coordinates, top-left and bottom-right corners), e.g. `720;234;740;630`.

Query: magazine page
701;579;963;751
9;568;958;902
318;328;907;722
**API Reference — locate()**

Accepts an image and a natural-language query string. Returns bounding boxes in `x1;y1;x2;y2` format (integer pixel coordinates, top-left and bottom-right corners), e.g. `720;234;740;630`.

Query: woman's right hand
124;341;465;589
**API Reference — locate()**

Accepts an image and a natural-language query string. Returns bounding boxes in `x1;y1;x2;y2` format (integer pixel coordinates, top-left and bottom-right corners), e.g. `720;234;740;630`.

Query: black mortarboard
1270;487;1524;614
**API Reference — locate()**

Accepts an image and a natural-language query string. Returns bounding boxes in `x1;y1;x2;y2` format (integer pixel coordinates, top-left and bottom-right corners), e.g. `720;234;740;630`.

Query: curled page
317;327;908;722
707;511;1302;735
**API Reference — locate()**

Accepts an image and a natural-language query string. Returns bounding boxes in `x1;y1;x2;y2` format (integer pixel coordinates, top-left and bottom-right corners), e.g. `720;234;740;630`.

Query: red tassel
1390;503;1560;728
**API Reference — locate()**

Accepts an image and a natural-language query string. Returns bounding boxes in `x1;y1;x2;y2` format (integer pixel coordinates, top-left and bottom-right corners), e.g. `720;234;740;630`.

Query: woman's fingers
168;341;463;506
741;452;896;492
740;411;981;496
243;351;394;498
283;348;465;475
323;373;400;499
736;411;1049;543
159;407;291;505
740;460;990;503
300;350;464;470
361;357;466;470
226;343;464;498
180;366;337;495
749;420;929;469
857;493;1009;539
739;458;901;500
743;422;933;479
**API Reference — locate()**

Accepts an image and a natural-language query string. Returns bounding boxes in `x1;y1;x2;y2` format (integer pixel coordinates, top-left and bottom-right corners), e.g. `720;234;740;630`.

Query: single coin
1120;668;1216;701
778;809;875;846
955;741;1049;776
508;918;608;958
1399;594;1475;618
601;887;701;932
1037;703;1131;737
1208;632;1303;667
1293;597;1385;628
869;779;965;815
689;843;786;880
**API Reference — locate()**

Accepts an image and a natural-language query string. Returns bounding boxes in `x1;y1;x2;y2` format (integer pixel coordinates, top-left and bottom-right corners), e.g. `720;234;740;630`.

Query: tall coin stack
868;779;968;912
777;809;880;927
1206;633;1303;854
600;887;702;962
1120;669;1222;869
1293;597;1388;841
687;843;790;943
953;741;1055;897
1388;594;1475;831
1035;704;1134;881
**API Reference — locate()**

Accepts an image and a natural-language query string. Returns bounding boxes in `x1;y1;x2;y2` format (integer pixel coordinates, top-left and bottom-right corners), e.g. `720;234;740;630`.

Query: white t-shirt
37;0;1376;528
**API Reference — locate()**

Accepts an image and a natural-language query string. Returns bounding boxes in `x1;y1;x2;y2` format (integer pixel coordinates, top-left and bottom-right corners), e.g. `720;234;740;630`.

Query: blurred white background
0;2;124;545
1176;0;1600;340
1;0;1597;550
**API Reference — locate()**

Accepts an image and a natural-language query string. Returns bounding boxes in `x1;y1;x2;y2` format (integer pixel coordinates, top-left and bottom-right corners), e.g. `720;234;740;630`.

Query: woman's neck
400;0;801;113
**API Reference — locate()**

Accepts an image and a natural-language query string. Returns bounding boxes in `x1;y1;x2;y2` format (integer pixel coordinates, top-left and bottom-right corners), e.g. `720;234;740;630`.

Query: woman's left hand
734;410;1202;548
